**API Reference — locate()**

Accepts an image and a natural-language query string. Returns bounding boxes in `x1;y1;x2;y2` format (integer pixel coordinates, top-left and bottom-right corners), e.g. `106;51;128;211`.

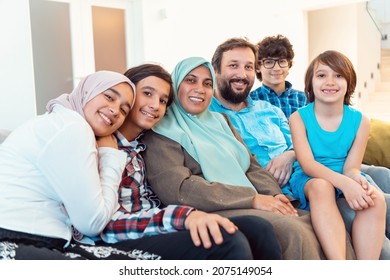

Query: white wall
0;0;36;130
383;22;390;48
138;0;309;91
308;2;382;109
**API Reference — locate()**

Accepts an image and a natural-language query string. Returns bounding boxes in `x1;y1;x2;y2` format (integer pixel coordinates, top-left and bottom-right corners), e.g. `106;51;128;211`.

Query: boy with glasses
250;34;307;119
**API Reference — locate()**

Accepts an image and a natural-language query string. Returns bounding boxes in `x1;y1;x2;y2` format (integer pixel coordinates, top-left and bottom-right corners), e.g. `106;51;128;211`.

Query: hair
211;37;258;74
123;63;175;107
304;50;356;105
256;34;294;81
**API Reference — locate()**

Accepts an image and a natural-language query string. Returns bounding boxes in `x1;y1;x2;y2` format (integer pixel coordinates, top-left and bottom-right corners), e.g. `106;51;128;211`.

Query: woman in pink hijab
0;71;138;259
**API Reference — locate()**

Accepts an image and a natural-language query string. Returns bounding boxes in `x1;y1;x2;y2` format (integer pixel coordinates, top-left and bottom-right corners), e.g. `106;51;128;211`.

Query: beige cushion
363;119;390;168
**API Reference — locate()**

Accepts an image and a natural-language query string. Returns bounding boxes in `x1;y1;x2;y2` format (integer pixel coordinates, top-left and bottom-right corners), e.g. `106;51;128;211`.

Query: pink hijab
46;71;136;117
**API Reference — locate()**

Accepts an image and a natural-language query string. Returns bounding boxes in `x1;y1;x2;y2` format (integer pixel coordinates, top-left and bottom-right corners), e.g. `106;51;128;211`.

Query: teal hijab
152;57;255;189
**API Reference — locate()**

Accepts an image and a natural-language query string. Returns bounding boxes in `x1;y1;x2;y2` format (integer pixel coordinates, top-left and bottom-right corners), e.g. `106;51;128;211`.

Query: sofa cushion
363;119;390;168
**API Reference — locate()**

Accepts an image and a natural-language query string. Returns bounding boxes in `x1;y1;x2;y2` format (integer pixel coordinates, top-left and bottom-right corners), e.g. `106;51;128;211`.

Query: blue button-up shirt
209;96;293;168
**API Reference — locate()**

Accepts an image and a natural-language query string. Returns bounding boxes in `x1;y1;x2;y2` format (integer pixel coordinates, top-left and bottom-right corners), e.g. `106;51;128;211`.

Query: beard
218;78;251;104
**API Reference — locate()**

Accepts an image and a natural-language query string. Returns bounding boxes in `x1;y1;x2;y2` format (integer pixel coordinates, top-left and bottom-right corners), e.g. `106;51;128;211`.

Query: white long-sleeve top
0;105;126;246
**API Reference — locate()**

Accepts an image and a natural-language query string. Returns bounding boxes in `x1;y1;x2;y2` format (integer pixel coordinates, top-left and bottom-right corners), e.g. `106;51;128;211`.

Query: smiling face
119;76;171;140
178;65;213;115
83;82;133;137
215;47;255;104
258;57;290;92
312;62;347;105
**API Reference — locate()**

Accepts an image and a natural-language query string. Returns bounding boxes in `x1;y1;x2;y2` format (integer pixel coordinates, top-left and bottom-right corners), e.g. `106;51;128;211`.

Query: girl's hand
349;173;376;198
364;183;377;199
252;194;298;216
184;211;237;248
96;134;118;149
350;173;369;191
341;177;375;211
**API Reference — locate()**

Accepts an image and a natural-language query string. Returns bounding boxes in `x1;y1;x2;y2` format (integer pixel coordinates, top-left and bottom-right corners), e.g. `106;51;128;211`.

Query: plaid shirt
250;81;307;119
100;131;194;244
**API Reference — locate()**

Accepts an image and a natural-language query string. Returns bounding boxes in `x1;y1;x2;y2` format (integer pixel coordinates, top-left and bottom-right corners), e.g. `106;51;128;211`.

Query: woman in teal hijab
153;57;255;189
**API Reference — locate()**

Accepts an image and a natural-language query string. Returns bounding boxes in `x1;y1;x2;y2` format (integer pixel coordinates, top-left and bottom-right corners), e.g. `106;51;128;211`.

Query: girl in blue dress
289;50;386;259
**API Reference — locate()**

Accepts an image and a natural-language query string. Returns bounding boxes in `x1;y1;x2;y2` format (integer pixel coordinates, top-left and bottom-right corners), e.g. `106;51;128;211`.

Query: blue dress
289;103;362;210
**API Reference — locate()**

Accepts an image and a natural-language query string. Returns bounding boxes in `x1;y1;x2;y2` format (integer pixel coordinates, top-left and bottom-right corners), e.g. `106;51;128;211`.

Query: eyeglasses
260;58;289;69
